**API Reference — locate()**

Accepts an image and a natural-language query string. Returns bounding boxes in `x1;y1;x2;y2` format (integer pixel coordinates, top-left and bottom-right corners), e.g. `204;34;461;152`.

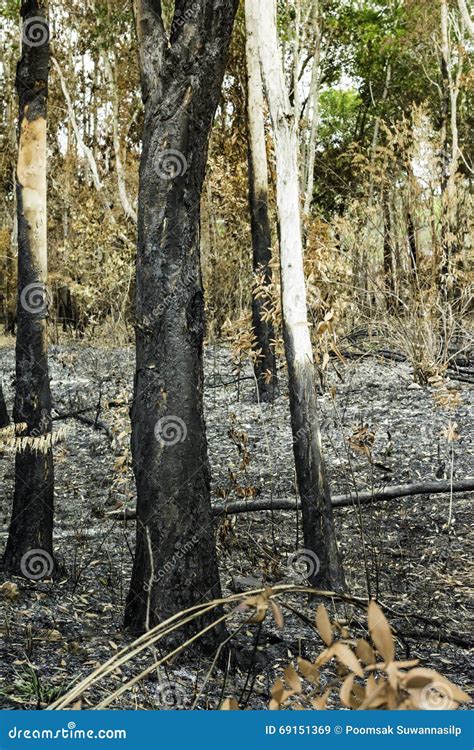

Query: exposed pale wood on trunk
3;0;54;574
255;0;344;589
303;0;321;217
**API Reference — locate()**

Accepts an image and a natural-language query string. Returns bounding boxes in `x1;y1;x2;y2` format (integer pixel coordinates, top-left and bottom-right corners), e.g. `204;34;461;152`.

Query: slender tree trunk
0;382;9;428
3;0;54;575
125;0;238;635
359;63;391;304
407;209;418;280
244;0;278;402
457;0;474;39
104;52;137;223
383;193;395;310
439;0;462;300
303;0;321;217
255;0;344;590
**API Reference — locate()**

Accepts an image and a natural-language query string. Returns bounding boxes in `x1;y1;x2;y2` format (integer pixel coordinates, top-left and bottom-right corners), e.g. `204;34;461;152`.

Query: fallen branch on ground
110;478;474;521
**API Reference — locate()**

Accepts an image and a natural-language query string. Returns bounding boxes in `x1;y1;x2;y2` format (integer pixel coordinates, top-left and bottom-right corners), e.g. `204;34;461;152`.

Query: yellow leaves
340;673;355;707
0;582;20;601
0;424;67;455
348;423;376;459
316;309;334;336
311;688;330;709
263;599;471;712
430;375;463;411
402;669;470;705
441;420;460;443
270;665;302;709
356;638;376;665
315;603;333;646
220;698;240;710
240;588;283;628
270;600;285;630
331;642;364;678
297;657;319;684
284;665;301;693
368;600;394;665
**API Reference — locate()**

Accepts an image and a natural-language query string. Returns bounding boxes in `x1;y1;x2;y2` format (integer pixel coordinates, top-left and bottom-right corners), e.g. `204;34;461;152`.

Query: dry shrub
222;595;471;711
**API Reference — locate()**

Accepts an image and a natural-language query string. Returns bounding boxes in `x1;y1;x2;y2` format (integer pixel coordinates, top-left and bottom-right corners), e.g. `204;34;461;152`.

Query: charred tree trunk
407;210;418;280
125;0;238;635
383;194;395;310
255;0;344;590
244;0;278;402
3;0;54;575
0;382;9;428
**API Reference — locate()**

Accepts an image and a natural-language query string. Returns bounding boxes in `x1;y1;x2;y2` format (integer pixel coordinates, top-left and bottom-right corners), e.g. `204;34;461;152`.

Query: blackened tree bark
407;210;418;280
383;193;395;311
3;0;54;574
244;0;278;402
125;0;238;635
0;382;9;428
255;0;344;590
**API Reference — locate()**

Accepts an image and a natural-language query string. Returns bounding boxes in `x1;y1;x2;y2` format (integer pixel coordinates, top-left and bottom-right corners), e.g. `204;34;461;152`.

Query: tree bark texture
244;0;278;402
255;0;344;590
0;382;9;428
3;0;54;575
125;0;238;635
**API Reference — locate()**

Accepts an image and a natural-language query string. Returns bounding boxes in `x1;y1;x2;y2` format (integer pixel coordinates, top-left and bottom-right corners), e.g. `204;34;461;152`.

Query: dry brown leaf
270;600;284;630
297;657;319;684
332;642;364;677
311;688;331;709
0;582;20;601
220;698;240;710
284;664;302;693
356;638;375;665
368;600;394;664
316;603;333;646
340;673;355;707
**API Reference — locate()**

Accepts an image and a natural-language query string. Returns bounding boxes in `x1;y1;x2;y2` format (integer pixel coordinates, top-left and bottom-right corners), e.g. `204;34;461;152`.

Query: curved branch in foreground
110;478;474;521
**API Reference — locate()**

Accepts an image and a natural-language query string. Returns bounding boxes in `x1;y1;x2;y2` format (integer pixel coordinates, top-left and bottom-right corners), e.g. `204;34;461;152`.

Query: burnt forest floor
0;336;473;710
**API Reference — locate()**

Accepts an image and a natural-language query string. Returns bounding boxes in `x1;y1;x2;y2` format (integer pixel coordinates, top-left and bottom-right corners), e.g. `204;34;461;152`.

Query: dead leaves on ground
222;598;471;712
